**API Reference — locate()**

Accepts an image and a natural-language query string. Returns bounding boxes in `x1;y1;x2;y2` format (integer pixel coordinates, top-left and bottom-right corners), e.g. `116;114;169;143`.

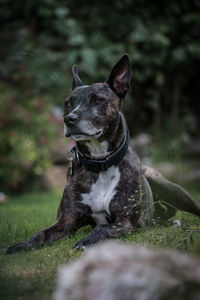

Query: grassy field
0;188;200;300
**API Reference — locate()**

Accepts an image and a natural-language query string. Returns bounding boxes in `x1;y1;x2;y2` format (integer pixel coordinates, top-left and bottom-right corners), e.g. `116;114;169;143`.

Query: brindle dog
7;54;200;253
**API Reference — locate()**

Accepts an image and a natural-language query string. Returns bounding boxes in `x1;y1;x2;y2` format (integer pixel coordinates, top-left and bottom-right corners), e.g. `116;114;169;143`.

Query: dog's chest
81;166;121;222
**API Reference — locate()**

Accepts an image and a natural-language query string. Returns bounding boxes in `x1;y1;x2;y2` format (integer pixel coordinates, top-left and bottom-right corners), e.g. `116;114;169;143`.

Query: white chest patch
81;166;121;218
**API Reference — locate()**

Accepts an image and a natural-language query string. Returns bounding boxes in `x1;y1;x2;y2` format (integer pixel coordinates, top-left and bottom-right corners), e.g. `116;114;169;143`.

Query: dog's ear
106;54;131;99
72;65;83;89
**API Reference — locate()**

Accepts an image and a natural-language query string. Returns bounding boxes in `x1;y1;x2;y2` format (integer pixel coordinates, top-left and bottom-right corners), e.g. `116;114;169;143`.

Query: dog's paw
6;241;31;254
72;239;88;251
6;232;44;254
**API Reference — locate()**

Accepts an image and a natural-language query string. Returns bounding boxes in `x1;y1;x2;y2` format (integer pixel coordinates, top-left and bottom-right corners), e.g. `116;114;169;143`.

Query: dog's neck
77;113;125;159
82;139;110;158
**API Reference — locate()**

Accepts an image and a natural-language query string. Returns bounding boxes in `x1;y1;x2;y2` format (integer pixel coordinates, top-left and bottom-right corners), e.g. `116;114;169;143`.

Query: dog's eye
89;95;105;104
95;99;103;103
93;98;105;104
64;100;72;108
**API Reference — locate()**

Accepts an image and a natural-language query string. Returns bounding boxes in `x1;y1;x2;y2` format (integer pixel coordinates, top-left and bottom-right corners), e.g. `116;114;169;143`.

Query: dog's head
64;54;131;141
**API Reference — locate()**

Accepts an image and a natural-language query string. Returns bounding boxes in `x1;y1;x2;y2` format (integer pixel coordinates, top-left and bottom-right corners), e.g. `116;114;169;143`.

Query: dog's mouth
66;130;103;141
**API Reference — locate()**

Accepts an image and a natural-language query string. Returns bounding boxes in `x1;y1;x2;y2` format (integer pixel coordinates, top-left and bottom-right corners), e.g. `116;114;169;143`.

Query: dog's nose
65;113;78;125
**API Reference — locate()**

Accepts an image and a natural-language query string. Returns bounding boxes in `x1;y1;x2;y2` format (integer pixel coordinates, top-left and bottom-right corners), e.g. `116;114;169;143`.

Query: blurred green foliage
0;0;200;190
0;83;55;190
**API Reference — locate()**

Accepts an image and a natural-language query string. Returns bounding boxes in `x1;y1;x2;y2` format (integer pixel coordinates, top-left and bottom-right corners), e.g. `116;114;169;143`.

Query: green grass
0;188;200;300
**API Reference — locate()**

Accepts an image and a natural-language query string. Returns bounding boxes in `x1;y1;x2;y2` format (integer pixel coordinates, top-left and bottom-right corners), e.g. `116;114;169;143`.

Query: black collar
71;130;129;172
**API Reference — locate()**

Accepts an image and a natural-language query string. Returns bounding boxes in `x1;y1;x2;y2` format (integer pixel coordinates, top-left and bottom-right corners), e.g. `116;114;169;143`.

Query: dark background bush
0;0;200;191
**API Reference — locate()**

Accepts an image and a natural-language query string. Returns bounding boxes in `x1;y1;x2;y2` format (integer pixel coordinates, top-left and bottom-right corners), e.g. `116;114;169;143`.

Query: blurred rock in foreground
53;241;200;300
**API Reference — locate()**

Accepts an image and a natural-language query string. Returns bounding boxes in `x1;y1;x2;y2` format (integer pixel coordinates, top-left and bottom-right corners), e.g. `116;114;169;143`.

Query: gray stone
53;241;200;300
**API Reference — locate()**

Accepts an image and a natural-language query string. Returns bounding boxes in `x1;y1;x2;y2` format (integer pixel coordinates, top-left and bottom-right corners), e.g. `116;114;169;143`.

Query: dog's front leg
6;215;79;254
72;221;132;250
6;186;88;254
